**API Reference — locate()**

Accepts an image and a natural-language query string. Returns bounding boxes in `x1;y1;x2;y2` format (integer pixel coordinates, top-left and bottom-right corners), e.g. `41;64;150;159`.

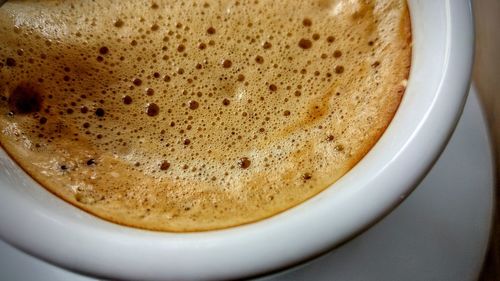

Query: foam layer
0;0;411;231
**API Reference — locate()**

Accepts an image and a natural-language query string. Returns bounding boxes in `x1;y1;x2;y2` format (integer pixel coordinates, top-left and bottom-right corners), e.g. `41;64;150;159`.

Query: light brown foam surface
0;0;411;231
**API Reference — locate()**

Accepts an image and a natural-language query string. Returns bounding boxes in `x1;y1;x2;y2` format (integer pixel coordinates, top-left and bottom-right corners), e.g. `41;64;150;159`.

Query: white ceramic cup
0;1;474;280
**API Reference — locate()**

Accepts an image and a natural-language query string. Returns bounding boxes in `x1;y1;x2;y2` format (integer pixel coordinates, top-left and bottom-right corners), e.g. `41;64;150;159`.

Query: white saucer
0;86;494;281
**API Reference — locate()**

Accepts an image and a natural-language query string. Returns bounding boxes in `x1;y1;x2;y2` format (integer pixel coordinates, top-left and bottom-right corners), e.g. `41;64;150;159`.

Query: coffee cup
0;0;473;280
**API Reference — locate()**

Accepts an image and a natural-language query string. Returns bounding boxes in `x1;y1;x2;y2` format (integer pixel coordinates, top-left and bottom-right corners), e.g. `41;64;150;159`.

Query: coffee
0;0;411;231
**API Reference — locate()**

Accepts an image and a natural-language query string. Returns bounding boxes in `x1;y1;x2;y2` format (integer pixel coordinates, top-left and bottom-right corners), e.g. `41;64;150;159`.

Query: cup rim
0;1;474;280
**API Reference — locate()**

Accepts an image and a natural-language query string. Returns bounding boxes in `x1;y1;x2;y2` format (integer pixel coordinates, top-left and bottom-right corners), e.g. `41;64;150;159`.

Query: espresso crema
0;0;411;231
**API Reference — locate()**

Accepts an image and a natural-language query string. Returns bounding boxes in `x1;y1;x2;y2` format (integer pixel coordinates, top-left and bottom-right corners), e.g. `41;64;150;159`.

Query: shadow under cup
0;1;474;280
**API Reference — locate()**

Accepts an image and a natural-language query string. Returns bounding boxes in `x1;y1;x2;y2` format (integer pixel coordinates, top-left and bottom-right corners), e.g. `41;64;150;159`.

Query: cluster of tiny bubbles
0;0;404;230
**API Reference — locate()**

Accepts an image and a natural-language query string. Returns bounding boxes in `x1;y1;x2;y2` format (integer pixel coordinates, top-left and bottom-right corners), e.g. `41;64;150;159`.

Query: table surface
473;0;500;279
